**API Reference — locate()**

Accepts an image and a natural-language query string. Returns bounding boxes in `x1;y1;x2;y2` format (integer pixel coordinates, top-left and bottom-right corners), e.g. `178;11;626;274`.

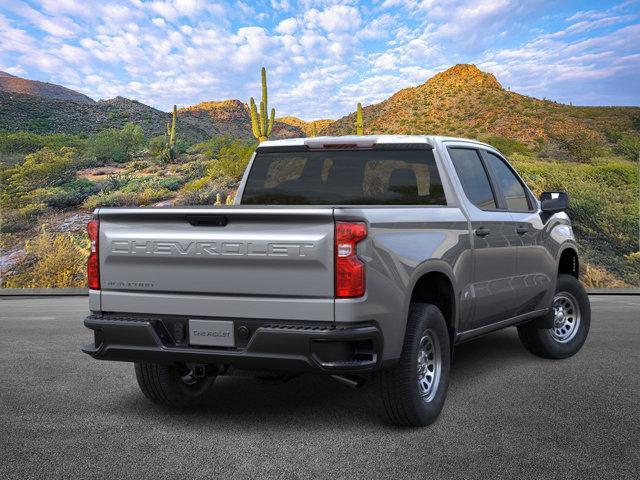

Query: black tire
518;274;591;359
134;363;216;407
379;303;450;427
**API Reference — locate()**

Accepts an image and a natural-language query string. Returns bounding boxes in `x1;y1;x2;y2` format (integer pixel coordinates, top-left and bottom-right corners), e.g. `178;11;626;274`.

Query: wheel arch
404;261;459;348
558;245;579;279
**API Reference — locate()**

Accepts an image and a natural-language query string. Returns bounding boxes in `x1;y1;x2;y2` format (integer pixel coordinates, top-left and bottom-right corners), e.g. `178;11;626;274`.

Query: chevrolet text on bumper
82;135;591;426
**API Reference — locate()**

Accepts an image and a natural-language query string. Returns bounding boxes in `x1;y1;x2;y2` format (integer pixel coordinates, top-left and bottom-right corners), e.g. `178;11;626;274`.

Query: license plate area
188;319;235;347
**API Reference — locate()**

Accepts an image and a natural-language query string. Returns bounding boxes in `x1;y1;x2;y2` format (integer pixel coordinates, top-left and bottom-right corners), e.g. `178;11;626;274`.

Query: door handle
516;225;529;235
186;215;228;227
475;227;491;237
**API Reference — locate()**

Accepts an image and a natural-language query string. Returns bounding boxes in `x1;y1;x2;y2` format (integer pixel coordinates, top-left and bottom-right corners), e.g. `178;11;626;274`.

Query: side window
448;148;497;210
483;152;530;211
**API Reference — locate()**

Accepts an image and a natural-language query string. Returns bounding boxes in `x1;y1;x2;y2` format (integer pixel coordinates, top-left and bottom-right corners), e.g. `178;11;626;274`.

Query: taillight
87;219;100;290
335;221;367;298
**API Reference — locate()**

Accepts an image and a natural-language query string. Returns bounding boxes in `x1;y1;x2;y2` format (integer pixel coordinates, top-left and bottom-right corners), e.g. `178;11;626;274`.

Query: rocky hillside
179;100;303;140
0;73;304;142
0;91;210;142
323;64;640;147
276;116;334;136
0;71;94;104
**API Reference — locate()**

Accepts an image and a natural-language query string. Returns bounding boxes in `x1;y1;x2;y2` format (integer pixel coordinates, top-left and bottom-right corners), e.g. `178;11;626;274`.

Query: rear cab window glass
241;149;447;205
483;152;531;211
447;148;497;210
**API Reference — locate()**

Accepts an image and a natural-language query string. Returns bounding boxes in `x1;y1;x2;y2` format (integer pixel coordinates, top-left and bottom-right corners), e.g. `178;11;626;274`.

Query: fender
399;259;461;344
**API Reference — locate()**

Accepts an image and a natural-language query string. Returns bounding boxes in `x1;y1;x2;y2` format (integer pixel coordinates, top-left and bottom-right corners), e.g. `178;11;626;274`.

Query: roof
259;134;493;149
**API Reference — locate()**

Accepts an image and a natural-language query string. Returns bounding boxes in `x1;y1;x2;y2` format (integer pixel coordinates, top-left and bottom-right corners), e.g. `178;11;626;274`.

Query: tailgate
96;207;335;321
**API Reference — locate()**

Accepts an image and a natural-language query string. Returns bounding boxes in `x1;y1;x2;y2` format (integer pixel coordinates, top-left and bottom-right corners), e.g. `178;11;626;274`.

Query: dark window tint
483;152;530;211
241;149;446;205
448;148;496;210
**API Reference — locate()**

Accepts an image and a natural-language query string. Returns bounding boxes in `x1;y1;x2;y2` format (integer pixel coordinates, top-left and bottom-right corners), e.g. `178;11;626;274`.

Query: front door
480;150;556;315
446;147;519;330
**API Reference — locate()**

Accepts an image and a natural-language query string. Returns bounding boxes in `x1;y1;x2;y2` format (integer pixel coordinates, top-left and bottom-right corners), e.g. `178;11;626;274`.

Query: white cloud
271;0;291;11
358;14;395;39
1;65;27;76
304;5;361;33
0;13;36;53
9;2;80;37
276;17;298;35
147;1;179;21
372;52;397;70
57;44;90;64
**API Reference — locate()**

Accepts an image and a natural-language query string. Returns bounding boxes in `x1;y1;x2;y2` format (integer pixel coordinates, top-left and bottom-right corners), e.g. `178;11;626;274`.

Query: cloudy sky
0;0;638;120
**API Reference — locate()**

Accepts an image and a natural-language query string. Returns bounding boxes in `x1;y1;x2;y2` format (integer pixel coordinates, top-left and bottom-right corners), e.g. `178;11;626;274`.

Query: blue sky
0;0;638;120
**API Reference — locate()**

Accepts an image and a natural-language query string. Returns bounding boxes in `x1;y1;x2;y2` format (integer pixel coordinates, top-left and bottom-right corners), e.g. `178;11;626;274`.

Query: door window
483;152;530;211
448;148;497;210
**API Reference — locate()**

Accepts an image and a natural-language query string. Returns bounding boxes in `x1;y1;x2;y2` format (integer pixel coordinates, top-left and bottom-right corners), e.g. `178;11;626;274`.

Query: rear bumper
82;314;382;373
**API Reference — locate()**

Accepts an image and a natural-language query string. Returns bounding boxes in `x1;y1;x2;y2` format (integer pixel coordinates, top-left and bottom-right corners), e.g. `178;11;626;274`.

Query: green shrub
88;123;144;162
215;142;254;178
102;173;133;192
554;132;603;162
1;227;88;288
27;117;54;134
480;136;531;156
0;203;47;232
615;133;640;160
30;178;98;209
192;136;256;160
156;176;186;191
0;131;87;154
83;187;172;209
148;135;166;157
0;147;81;208
174;187;222;206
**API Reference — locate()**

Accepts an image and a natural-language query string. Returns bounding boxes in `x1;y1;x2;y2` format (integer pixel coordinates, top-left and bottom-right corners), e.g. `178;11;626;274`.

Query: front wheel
518;274;591;359
379;303;450;427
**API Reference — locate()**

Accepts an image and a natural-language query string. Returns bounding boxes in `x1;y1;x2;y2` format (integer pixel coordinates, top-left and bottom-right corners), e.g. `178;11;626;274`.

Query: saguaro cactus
310;122;317;137
165;104;177;161
355;102;363;135
249;67;275;142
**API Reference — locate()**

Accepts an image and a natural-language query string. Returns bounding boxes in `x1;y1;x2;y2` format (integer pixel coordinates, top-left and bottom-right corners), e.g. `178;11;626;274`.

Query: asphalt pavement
1;295;638;479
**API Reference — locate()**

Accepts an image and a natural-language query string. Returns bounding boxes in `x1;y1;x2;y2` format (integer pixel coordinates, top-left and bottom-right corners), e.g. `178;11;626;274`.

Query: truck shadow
118;328;534;428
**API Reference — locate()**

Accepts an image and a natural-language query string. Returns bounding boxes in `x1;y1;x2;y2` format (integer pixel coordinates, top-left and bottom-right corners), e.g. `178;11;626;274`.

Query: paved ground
0;296;638;479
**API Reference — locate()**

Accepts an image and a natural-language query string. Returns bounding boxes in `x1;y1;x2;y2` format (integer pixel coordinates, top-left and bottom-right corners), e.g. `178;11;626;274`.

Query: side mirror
540;191;569;213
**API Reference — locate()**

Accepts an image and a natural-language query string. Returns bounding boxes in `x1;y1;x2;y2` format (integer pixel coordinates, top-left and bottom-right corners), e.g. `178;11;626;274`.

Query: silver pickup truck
83;135;590;426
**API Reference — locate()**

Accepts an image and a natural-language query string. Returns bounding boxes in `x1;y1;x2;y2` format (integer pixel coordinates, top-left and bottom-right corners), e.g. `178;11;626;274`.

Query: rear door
480;150;556;315
446;146;519;330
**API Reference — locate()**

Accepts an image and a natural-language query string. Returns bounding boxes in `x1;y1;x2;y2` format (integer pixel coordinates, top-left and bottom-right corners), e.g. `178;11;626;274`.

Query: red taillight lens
335;221;367;298
87;219;100;290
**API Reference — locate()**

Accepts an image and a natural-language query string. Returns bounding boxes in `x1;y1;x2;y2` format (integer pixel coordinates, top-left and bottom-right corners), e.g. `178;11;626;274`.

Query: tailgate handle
186;215;228;227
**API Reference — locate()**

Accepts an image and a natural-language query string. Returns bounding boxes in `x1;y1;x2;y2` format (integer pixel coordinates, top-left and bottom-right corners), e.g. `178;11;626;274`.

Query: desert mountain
0;71;95;104
276;116;334;136
178;100;303;140
0;90;301;143
322;64;639;146
0;71;304;142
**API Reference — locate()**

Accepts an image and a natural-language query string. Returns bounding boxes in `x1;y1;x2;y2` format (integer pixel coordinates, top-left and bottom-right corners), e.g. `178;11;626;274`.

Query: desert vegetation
1;64;638;288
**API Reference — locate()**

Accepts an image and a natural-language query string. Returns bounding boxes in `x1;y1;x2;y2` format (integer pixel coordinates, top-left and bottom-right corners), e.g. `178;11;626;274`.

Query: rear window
241;149;446;205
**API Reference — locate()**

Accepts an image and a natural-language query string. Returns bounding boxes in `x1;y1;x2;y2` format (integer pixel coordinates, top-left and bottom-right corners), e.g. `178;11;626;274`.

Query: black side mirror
540;191;569;213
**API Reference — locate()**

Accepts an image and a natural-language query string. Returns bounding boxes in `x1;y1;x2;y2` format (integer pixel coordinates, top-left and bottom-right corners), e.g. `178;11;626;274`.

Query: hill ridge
0;73;95;104
322;64;639;146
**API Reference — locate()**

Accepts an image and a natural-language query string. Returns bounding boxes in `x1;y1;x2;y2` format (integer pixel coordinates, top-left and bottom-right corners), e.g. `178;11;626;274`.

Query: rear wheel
379;303;450;427
518;274;590;359
134;363;216;407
